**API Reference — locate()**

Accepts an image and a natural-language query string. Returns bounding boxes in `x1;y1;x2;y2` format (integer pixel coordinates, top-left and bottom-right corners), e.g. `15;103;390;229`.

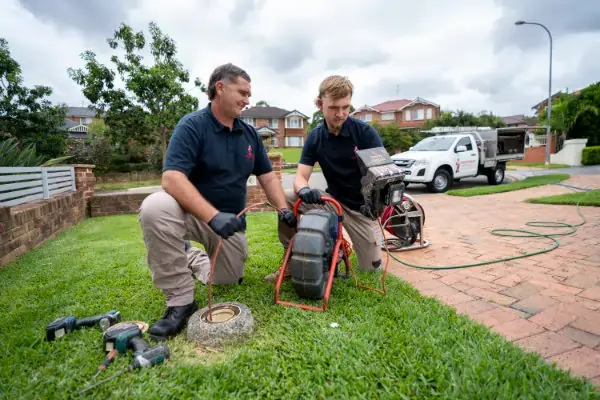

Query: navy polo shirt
162;104;273;215
299;116;384;210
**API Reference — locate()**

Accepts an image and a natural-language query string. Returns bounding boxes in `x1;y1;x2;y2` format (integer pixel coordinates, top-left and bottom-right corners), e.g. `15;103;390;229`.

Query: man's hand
278;208;297;228
298;186;323;204
208;212;245;239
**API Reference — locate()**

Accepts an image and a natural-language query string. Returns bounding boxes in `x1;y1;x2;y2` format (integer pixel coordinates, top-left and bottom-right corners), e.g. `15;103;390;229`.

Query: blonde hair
317;75;353;103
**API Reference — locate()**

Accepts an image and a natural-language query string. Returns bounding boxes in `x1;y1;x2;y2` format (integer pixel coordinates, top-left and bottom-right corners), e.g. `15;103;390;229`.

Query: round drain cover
187;302;254;347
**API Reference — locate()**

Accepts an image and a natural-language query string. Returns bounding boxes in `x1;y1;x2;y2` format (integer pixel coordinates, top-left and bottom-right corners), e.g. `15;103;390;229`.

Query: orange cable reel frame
273;196;391;312
206;196;392;319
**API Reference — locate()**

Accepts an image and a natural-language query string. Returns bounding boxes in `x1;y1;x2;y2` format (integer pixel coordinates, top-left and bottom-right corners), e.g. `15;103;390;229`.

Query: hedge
582;146;600;165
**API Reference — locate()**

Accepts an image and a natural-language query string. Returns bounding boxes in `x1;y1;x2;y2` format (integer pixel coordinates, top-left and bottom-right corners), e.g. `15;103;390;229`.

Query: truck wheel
427;169;452;193
487;166;505;185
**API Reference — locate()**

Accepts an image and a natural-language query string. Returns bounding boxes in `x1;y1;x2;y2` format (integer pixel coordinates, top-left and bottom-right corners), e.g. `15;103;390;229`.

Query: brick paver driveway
385;174;600;385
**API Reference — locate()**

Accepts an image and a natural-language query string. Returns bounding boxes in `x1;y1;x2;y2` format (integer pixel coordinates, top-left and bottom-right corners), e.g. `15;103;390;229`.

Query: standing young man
139;63;297;341
264;75;384;282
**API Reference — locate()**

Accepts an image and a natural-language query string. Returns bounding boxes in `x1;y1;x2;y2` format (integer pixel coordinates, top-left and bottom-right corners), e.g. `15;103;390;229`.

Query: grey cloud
229;0;265;26
365;76;459;104
326;48;392;70
260;36;314;74
491;0;600;53
18;0;138;35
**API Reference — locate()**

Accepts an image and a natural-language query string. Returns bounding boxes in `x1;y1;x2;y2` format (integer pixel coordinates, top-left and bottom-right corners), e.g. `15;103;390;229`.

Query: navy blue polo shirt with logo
299;116;384;210
162;103;273;216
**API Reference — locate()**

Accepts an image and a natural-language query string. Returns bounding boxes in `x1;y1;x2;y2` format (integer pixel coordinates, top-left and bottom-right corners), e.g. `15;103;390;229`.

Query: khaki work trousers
138;190;248;307
278;189;382;271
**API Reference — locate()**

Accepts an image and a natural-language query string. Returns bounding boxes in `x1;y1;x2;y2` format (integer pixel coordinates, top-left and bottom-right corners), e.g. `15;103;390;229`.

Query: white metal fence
0;166;76;207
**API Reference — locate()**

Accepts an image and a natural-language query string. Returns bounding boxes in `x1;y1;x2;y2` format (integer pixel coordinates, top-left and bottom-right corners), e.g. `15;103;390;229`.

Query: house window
382;112;394;121
286;117;302;129
272;137;279;147
269;118;278;128
241;117;254;126
412;109;424;120
404;110;411;121
285;136;304;147
426;108;433;119
359;113;372;122
80;117;93;125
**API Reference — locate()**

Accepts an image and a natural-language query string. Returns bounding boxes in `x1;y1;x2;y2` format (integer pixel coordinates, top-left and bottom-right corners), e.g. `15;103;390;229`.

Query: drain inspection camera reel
274;147;430;312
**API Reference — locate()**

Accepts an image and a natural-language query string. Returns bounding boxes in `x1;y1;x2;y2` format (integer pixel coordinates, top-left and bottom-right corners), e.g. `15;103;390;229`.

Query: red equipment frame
273;196;353;312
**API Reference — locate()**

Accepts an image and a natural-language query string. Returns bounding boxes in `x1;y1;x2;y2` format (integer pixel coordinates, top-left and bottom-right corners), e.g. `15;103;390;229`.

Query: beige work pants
138;191;248;307
277;189;382;271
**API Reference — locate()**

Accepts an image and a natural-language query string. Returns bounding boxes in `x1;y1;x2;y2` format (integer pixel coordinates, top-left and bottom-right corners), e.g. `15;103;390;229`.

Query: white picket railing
0;166;76;207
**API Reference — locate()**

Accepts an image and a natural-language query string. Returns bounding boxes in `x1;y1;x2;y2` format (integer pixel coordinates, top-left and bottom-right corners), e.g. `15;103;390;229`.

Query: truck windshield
411;136;457;151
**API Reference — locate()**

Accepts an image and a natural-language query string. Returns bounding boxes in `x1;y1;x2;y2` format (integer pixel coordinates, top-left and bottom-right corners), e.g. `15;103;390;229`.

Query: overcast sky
3;0;599;119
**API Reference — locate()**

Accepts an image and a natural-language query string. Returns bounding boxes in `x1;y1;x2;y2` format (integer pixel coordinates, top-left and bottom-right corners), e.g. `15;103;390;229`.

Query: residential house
60;107;105;139
351;97;441;128
531;88;581;116
501;114;528;127
239;106;309;148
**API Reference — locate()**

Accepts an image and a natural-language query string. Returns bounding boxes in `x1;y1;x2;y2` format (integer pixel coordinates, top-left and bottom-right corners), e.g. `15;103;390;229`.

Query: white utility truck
391;127;528;193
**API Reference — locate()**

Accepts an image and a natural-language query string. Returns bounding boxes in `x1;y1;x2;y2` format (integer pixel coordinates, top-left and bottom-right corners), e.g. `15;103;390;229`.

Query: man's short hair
207;63;251;100
317;75;353;102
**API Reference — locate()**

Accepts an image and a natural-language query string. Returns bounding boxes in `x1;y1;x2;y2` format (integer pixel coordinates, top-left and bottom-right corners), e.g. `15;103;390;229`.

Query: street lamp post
515;20;553;166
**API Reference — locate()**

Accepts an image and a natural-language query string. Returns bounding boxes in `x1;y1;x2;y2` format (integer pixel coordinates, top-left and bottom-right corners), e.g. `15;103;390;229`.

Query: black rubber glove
208;212;245;239
298;187;323;204
278;208;297;228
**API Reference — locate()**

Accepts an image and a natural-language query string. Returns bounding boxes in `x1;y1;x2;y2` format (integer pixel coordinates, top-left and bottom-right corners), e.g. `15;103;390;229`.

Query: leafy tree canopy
0;38;68;159
67;21;205;165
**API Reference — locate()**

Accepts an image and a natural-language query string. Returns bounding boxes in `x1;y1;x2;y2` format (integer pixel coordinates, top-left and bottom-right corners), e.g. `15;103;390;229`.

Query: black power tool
46;310;121;341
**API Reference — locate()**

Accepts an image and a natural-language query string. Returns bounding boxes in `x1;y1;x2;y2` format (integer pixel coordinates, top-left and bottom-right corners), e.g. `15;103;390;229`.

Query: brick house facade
239;106;309;149
352;97;441;128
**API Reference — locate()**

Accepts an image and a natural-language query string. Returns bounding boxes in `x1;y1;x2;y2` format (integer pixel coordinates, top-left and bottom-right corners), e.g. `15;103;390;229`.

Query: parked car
391;127;527;193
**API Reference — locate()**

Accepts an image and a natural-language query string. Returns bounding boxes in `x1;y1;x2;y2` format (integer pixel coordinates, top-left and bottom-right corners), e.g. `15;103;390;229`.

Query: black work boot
148;300;198;342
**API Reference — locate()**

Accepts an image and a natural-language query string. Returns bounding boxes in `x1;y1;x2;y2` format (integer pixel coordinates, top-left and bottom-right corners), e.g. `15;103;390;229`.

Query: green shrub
582;146;600;165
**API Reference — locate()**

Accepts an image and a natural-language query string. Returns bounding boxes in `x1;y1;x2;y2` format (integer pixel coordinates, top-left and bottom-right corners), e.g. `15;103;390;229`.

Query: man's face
319;94;352;132
216;77;251;118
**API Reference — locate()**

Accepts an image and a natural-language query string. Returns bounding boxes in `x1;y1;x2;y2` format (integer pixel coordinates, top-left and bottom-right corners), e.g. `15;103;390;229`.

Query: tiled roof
241;106;291;118
501;114;527;125
371;99;412;112
67;106;99;117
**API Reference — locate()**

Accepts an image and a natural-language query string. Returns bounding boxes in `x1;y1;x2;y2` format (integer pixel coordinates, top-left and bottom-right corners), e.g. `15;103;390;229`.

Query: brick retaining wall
90;153;284;217
0;165;94;269
96;171;161;183
0;190;86;268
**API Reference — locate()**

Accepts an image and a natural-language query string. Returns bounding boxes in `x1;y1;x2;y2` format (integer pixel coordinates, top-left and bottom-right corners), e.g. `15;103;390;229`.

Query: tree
67;22;205;165
538;83;600;146
424;109;506;129
256;100;270;106
371;121;416;154
0;38;68;158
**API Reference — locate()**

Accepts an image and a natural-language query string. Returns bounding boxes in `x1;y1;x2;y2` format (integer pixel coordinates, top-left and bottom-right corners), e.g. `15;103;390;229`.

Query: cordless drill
46;310;121;341
79;325;171;394
96;323;169;377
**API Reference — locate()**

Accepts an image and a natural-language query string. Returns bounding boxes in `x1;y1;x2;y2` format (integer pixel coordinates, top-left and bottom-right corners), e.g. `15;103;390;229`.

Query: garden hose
382;182;592;271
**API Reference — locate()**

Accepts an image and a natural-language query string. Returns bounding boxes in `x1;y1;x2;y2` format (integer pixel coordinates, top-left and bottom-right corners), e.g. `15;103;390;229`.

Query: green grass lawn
95;179;162;192
447;174;571;197
269;148;302;163
1;213;597;399
507;162;570;169
526;189;600;207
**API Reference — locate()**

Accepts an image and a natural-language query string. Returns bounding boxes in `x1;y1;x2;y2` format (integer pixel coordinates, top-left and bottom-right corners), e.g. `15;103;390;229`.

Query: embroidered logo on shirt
351;145;358;159
245;145;255;159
